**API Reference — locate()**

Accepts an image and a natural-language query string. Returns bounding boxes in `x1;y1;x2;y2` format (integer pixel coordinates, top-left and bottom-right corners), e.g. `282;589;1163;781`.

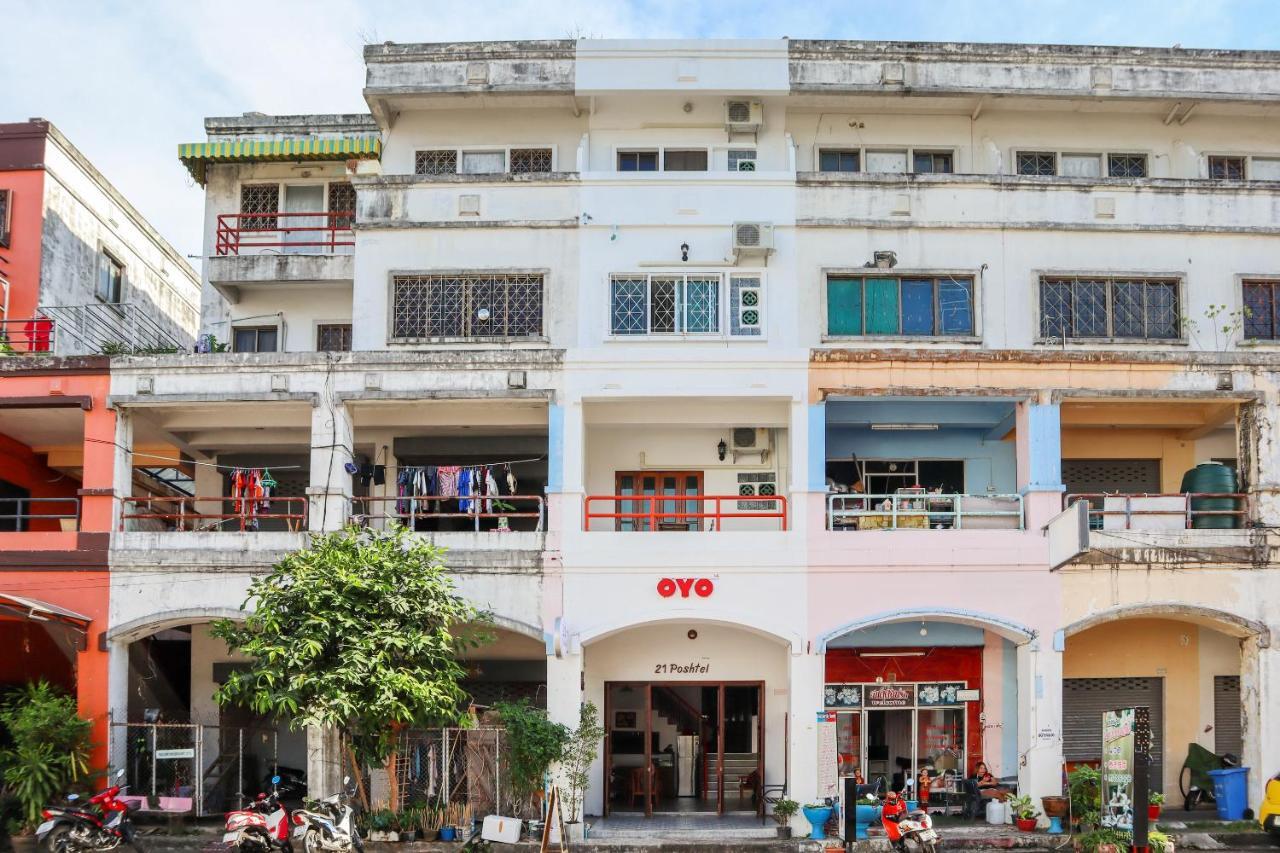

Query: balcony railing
0;496;80;532
36;304;187;355
828;493;1024;531
350;495;545;532
119;496;307;532
1065;493;1248;531
584;494;788;531
0;316;55;354
215;211;354;256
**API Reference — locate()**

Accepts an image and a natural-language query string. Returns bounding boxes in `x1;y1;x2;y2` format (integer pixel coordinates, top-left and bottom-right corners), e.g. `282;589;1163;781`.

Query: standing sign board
817;711;839;799
1100;708;1135;830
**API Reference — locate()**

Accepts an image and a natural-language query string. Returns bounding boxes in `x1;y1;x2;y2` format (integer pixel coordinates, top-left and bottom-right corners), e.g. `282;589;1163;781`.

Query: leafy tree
0;681;92;830
493;700;568;815
561;701;604;823
212;526;488;786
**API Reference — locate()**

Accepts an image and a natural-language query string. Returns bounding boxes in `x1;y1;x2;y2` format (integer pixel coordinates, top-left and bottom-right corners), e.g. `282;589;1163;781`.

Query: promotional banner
1101;708;1136;830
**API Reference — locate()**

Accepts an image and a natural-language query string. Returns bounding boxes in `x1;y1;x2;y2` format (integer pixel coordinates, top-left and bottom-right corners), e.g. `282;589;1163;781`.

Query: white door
282;185;325;253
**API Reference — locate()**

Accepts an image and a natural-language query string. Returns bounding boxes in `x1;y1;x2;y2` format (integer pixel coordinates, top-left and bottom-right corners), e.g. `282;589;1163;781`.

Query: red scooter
37;769;143;853
224;776;292;853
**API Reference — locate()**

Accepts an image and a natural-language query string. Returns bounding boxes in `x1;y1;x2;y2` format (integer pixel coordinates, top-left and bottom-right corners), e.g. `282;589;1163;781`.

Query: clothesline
382;455;546;471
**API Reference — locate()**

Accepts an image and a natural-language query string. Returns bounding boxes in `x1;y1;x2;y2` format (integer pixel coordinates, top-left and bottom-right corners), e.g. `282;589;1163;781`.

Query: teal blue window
826;275;975;337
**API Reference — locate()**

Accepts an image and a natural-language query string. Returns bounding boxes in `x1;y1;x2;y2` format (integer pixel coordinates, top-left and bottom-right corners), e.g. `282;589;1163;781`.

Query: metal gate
1063;677;1164;788
354;728;521;817
109;722;279;816
1213;675;1243;756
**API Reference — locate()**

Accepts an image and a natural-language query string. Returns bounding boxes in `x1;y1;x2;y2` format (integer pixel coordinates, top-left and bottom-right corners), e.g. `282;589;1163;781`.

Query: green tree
561;701;604;823
493;700;569;815
212;526;488;784
0;681;92;831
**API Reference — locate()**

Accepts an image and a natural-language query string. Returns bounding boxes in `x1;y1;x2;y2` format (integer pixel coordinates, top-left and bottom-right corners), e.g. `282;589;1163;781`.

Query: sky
3;0;1277;263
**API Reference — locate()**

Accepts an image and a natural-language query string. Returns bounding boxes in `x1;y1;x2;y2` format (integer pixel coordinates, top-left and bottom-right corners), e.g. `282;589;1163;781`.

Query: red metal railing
120;496;308;532
350;495;545;531
215;211;355;256
1064;492;1248;530
583;494;788;531
0;316;55;353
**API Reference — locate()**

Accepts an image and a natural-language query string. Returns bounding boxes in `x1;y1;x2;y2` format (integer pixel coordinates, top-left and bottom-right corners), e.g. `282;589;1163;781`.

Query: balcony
209;212;354;299
583;493;788;532
120;495;308;532
827;492;1022;531
351;494;545;552
0;316;55;355
23;304;188;356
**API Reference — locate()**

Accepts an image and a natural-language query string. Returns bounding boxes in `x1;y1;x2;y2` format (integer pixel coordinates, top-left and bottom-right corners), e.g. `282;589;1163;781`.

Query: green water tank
1180;462;1240;529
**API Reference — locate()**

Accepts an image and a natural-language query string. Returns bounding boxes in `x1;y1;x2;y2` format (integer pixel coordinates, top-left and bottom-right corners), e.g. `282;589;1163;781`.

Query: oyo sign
656;577;714;598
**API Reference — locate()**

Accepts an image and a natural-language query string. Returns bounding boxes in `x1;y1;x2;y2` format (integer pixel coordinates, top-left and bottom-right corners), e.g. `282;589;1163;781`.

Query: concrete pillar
306;726;343;799
1240;634;1278;807
546;651;584;815
80;403;118;532
1016;636;1064;812
308;399;353;532
546;399;584;536
1241;399;1280;527
110;409;133;531
1015;399;1065;529
788;650;825;834
107;637;130;771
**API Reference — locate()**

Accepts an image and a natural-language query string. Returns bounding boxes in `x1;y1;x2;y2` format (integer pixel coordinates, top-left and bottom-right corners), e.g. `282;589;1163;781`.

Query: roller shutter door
1063;677;1163;789
1213;675;1242;757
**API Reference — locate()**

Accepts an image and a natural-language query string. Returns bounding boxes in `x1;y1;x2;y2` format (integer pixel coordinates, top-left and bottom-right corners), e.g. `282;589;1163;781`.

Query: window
461;151;506;174
239;184;280;231
415;150;458;175
509;148;553;173
327;182;355;230
1061;154;1102;178
233;326;278;353
1250;158;1280;180
391;273;543;340
865;150;908;174
617;150;658;172
913;151;953;174
0;188;11;248
1039;276;1180;341
826;275;975;337
96;251;123;303
316;323;352;352
663;149;708;172
728;149;757;172
1209;156;1246;180
1108;154;1148;178
1017;152;1057;176
608;273;757;337
819;150;860;173
1243;280;1280;340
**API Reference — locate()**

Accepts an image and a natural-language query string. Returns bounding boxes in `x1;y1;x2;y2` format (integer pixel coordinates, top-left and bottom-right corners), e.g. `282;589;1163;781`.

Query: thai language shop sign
1101;708;1135;830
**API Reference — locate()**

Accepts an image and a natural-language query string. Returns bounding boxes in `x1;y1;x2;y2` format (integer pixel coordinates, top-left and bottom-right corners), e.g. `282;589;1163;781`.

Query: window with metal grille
826;275;975;337
1039;276;1180;340
233;326;278;353
1016;152;1056;176
0;188;11;248
1209;156;1246;180
316;323;352;352
913;151;953;174
327;182;355;230
415;150;458;175
728;149;757;172
730;276;763;336
609;274;723;336
819;150;860;173
1108;154;1148;178
391;273;543;340
509;148;553;174
239;184;280;230
1243;279;1280;340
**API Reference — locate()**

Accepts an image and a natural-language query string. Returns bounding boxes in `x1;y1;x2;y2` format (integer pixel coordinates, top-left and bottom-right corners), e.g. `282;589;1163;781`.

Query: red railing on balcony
215;211;355;256
119;496;308;532
0;316;55;353
0;496;80;532
583;494;788;531
350;495;545;532
1064;492;1248;530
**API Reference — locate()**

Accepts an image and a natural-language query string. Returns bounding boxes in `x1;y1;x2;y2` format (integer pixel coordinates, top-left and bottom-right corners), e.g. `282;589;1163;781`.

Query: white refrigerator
676;735;699;797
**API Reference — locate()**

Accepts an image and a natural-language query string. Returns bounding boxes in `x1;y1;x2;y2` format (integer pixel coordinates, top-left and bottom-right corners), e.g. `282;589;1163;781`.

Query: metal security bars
391;274;543;340
610;273;764;338
1039;276;1180;341
239;185;280;230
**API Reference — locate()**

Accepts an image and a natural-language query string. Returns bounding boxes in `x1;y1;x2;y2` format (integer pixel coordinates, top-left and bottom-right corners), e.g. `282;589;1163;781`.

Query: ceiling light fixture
870;423;939;431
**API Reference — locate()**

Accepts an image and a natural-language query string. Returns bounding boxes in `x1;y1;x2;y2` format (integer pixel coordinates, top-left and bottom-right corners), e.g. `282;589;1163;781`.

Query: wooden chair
629;766;659;809
738;769;761;803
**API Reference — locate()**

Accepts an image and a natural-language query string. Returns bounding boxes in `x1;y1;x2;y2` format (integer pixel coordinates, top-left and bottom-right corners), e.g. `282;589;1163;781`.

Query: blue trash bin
1207;767;1249;820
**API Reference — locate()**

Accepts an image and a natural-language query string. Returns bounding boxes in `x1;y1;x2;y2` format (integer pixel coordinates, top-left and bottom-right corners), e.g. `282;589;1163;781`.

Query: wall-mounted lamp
680;242;690;262
717;439;727;461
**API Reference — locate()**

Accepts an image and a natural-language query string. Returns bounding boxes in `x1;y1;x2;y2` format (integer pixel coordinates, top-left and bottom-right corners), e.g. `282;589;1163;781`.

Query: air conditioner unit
724;100;763;134
731;221;775;258
731;427;772;462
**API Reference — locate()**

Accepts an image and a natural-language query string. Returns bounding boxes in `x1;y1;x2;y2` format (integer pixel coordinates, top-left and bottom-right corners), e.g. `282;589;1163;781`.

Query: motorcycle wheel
42;825;71;853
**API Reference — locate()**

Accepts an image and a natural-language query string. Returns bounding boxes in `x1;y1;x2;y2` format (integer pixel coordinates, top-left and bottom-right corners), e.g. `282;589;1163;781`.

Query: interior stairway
704;753;759;809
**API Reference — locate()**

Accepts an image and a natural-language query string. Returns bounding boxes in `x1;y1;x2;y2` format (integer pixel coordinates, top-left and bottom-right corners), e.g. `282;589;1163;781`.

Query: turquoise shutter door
827;278;863;335
865;278;900;334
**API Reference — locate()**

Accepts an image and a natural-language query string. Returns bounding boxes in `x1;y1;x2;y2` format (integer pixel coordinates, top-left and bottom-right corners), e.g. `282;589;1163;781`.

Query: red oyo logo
656;577;715;598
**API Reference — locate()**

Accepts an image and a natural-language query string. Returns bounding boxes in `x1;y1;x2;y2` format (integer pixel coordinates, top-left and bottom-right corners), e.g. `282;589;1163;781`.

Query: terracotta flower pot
1042;796;1069;818
1016;817;1038;832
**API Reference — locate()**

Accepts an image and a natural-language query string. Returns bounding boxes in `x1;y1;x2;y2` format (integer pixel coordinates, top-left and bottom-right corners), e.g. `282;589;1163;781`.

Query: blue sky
4;0;1276;261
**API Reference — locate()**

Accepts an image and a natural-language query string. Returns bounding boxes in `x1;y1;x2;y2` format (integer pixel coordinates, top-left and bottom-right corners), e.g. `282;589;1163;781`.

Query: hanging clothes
484;467;500;513
457;467;474;513
437;466;461;499
504;463;518;496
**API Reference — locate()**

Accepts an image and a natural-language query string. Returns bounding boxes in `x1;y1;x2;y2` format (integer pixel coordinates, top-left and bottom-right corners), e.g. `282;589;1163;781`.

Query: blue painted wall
809;403;827;490
827;621;986;648
1024;403;1064;491
826;427;1017;494
547;403;564;491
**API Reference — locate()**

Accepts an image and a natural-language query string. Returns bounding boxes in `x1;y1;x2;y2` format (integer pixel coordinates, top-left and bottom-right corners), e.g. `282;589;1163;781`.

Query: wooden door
614;471;704;531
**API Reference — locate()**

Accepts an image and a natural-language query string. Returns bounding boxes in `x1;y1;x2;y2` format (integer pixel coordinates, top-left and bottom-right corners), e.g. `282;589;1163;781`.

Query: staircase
703;753;759;808
200;752;241;814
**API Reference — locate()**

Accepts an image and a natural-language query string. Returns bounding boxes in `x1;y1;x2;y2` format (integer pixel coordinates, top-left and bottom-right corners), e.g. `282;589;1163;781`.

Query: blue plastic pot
438;826;456;841
854;803;881;840
802;805;834;840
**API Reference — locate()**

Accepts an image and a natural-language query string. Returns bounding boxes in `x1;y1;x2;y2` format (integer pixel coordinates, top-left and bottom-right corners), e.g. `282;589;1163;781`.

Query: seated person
961;761;1007;818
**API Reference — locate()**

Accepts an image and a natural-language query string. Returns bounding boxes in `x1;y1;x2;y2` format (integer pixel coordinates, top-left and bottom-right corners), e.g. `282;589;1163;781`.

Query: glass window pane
1251;158;1280;179
913;152;952;174
1072;280;1109;337
233;329;256;352
1040;279;1071;339
827;278;864;335
684;277;720;333
461;151;505;174
866;150;908;173
820;150;859;172
938;277;974;335
1061;154;1102;178
258;329;278;352
1243;283;1276;339
1112;281;1145;338
901;279;935;335
1144;281;1179;339
864;278;900;334
835;711;862;780
664;150;708;171
650;278;677;333
610;277;647;334
917;708;965;780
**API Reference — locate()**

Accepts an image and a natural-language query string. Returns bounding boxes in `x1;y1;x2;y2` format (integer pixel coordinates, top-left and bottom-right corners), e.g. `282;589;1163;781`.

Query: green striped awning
178;136;382;185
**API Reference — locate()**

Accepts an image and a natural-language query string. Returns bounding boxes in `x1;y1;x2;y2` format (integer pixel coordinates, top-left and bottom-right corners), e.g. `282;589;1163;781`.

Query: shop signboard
1100;708;1136;830
824;684;863;708
917;682;965;706
817;712;839;798
865;683;915;708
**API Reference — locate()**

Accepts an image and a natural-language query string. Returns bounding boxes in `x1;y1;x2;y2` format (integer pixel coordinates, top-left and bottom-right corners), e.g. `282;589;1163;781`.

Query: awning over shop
0;593;92;632
178;136;382;185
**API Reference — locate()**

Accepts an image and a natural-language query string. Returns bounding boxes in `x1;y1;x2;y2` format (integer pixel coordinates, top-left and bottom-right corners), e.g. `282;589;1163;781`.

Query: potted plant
493;700;569;818
1068;766;1101;831
366;808;397;841
1149;791;1165;821
1008;794;1039;831
492;499;516;532
561;701;604;842
771;798;799;839
802;802;834;840
419;805;444;840
1077;827;1131;853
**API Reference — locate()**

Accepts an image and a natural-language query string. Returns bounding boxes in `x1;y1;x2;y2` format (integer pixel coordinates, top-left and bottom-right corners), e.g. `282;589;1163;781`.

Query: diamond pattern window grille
650;278;678;333
415;150;458;175
1016;152;1056;176
1209;156;1245;180
1243;280;1280;340
610;274;728;336
327;182;355;230
1040;276;1180;340
609;277;647;334
239;184;280;230
509;148;553;174
1108;154;1147;178
316;323;352;352
391;274;543;340
685;277;720;333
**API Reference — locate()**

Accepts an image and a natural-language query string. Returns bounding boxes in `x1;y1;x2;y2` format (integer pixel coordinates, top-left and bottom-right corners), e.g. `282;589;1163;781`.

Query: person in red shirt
881;789;909;852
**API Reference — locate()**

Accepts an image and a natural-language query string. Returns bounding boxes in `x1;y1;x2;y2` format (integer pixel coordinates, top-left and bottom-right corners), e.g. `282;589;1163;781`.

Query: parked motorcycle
265;768;307;805
892;807;940;853
290;777;363;853
36;769;143;853
224;776;291;853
